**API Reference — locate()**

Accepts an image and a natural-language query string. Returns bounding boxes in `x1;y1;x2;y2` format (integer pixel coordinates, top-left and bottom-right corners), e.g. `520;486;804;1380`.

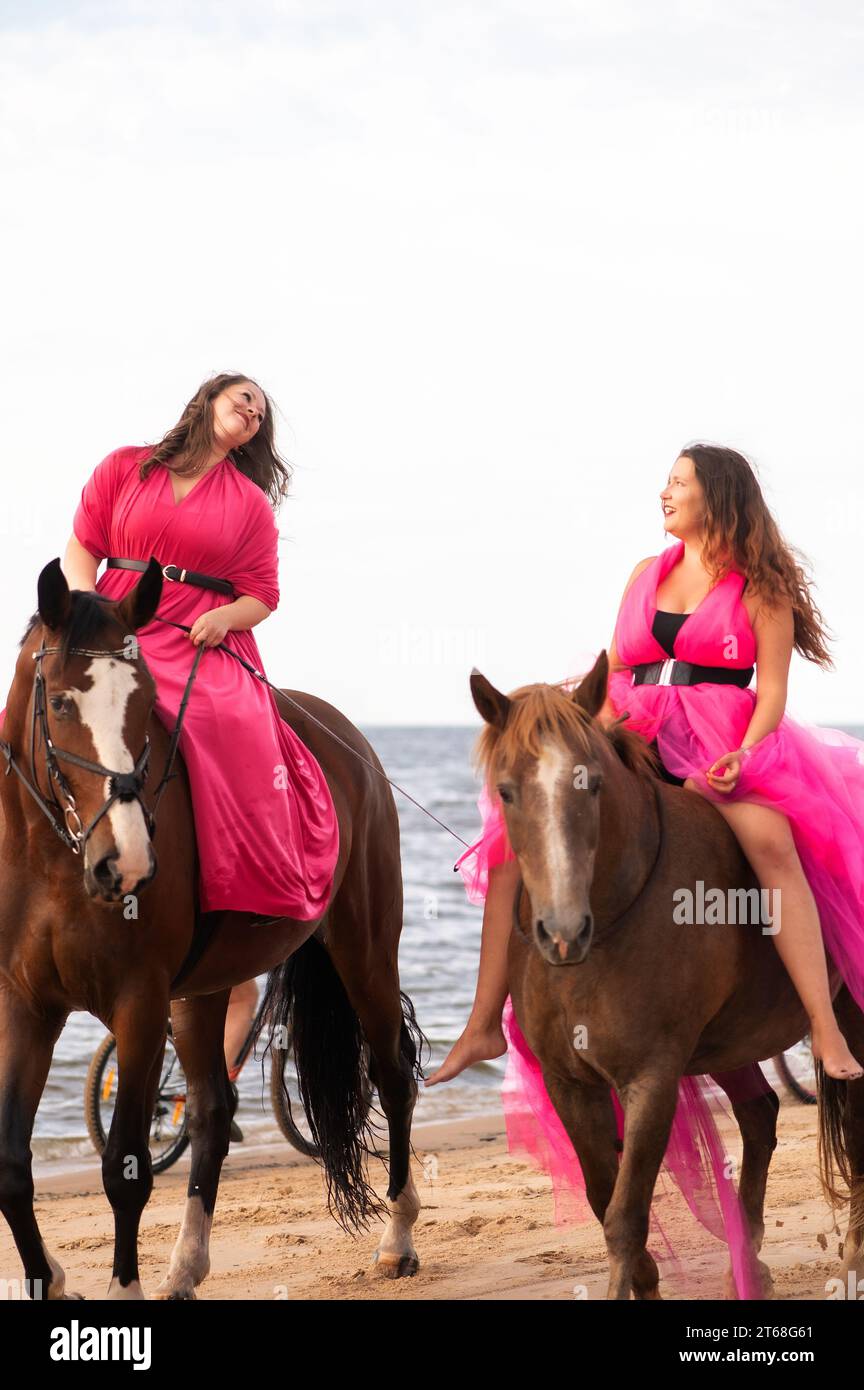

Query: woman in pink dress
59;372;340;961
429;443;864;1087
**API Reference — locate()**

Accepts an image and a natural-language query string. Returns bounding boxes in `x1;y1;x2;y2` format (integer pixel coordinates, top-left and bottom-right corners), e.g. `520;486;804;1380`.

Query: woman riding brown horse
0;384;425;1296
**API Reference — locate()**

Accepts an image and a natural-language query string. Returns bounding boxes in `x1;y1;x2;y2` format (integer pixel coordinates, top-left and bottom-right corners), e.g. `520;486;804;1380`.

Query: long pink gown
454;539;864;1296
6;444;340;920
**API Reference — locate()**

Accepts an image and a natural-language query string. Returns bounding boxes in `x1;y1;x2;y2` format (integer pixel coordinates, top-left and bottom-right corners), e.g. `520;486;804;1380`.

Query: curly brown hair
680;443;832;668
138;372;292;509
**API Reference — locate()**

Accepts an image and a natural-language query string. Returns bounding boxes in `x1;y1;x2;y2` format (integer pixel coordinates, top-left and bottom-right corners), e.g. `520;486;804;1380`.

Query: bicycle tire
84;1031;192;1173
773;1045;818;1105
269;1037;321;1159
268;1031;375;1159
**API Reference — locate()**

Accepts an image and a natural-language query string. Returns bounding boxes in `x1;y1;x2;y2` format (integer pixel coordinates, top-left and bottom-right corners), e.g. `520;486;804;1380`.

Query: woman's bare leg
425;857;521;1086
684;780;864;1080
223;978;259;1073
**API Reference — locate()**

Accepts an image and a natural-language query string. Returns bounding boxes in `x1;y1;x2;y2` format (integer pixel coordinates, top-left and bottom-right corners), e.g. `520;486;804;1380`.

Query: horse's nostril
92;855;120;890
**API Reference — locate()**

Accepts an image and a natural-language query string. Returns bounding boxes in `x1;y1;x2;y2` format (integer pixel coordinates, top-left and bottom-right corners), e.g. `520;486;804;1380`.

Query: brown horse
470;652;864;1300
0;559;425;1299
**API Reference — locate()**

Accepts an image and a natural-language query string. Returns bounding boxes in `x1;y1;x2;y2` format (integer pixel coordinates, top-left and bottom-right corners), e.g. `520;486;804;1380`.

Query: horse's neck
592;747;661;927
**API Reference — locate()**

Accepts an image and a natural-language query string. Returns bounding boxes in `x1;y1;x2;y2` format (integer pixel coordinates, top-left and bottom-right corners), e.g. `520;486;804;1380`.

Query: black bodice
651;608;689;658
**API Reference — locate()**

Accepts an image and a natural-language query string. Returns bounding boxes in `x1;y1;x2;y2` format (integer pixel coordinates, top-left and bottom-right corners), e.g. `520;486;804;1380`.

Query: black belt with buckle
106;556;235;598
632;658;753;688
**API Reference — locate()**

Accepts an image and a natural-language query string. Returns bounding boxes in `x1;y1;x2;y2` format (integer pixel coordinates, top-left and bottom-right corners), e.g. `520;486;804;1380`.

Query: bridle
0;634;203;857
510;774;667;941
1;608;478;868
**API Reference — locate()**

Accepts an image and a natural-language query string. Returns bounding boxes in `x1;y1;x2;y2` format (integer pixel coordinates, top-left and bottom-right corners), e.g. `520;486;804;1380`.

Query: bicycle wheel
84;1029;192;1172
773;1035;817;1105
268;1030;375;1160
269;1030;321;1158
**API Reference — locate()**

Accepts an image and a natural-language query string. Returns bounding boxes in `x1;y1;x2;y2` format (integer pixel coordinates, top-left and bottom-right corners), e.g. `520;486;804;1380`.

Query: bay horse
470;652;864;1300
0;558;425;1299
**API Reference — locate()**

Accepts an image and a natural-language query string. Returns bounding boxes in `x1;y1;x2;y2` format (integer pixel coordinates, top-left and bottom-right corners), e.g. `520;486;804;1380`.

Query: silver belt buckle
162;564;188;583
656;658;676;686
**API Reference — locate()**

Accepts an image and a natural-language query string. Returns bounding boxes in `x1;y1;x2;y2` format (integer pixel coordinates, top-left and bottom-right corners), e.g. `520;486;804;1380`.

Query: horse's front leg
602;1071;681;1301
153;991;232;1300
542;1071;662;1300
103;989;171;1299
0;992;75;1299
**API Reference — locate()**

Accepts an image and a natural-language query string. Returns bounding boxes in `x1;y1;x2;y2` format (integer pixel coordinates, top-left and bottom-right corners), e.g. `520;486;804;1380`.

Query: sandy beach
0;1094;847;1301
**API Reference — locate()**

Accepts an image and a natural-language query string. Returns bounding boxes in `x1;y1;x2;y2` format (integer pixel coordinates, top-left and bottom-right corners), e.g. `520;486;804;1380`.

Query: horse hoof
372;1250;419;1279
723;1261;773;1300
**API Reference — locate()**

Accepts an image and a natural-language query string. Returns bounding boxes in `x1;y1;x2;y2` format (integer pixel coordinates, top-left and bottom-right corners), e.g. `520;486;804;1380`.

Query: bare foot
811;1024;864;1081
425;1022;507;1086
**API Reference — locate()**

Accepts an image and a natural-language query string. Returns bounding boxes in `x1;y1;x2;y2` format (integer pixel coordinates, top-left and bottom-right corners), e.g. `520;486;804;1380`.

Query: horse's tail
260;936;424;1232
816;1064;864;1228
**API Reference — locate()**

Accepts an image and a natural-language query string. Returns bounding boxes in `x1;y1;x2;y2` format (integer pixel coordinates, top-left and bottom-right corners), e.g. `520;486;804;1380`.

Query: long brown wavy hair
680;443;832;668
138;372;292;509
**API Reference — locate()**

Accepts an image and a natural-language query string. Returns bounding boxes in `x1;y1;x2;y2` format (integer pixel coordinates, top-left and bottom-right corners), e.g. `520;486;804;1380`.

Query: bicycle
85;993;336;1171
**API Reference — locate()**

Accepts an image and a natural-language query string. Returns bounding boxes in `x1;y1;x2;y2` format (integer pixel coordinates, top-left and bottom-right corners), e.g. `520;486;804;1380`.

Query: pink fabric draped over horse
455;540;864;1295
1;444;340;920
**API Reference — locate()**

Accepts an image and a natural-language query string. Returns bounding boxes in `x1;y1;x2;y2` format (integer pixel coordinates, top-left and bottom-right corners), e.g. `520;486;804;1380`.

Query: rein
3;615;663;882
0;616;474;859
147;616;475;851
0;636;205;856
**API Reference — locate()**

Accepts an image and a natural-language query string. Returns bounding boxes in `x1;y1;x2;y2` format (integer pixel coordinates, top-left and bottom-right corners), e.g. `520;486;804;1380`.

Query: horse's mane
472;679;659;786
20;592;118;668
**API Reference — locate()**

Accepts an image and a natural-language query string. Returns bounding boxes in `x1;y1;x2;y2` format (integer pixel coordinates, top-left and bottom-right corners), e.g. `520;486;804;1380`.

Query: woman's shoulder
98;443;154;473
631;555;657;578
623;555;657;593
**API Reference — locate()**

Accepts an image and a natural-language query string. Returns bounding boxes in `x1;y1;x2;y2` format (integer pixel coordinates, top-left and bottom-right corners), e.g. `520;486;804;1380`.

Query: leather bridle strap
0;636;205;856
510;776;666;941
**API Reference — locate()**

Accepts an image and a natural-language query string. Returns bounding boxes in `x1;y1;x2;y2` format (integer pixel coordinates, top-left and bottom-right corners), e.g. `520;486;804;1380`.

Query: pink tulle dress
455;539;864;1296
2;445;340;921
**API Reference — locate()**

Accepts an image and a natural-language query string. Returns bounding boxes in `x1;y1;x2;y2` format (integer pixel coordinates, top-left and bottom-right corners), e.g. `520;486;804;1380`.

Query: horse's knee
604;1204;649;1259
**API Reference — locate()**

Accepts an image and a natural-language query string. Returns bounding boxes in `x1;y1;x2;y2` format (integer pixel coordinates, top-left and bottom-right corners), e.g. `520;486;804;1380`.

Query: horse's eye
49;695;73;716
498;786;513;805
590;775;603;796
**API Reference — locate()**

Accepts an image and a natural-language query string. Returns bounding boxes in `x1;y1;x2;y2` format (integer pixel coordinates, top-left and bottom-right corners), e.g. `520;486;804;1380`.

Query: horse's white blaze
70;657;151;888
533;741;574;920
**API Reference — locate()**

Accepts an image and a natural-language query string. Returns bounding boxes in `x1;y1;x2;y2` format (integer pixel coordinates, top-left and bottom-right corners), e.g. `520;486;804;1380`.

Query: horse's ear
470;668;511;729
571;650;609;717
116;557;163;632
37;558;72;631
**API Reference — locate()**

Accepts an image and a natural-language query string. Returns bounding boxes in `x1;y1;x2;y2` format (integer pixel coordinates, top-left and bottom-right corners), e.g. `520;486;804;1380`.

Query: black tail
395;985;429;1090
260;937;426;1231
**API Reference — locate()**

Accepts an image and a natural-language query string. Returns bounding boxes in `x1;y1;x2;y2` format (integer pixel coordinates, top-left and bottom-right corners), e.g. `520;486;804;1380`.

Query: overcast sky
2;1;862;725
